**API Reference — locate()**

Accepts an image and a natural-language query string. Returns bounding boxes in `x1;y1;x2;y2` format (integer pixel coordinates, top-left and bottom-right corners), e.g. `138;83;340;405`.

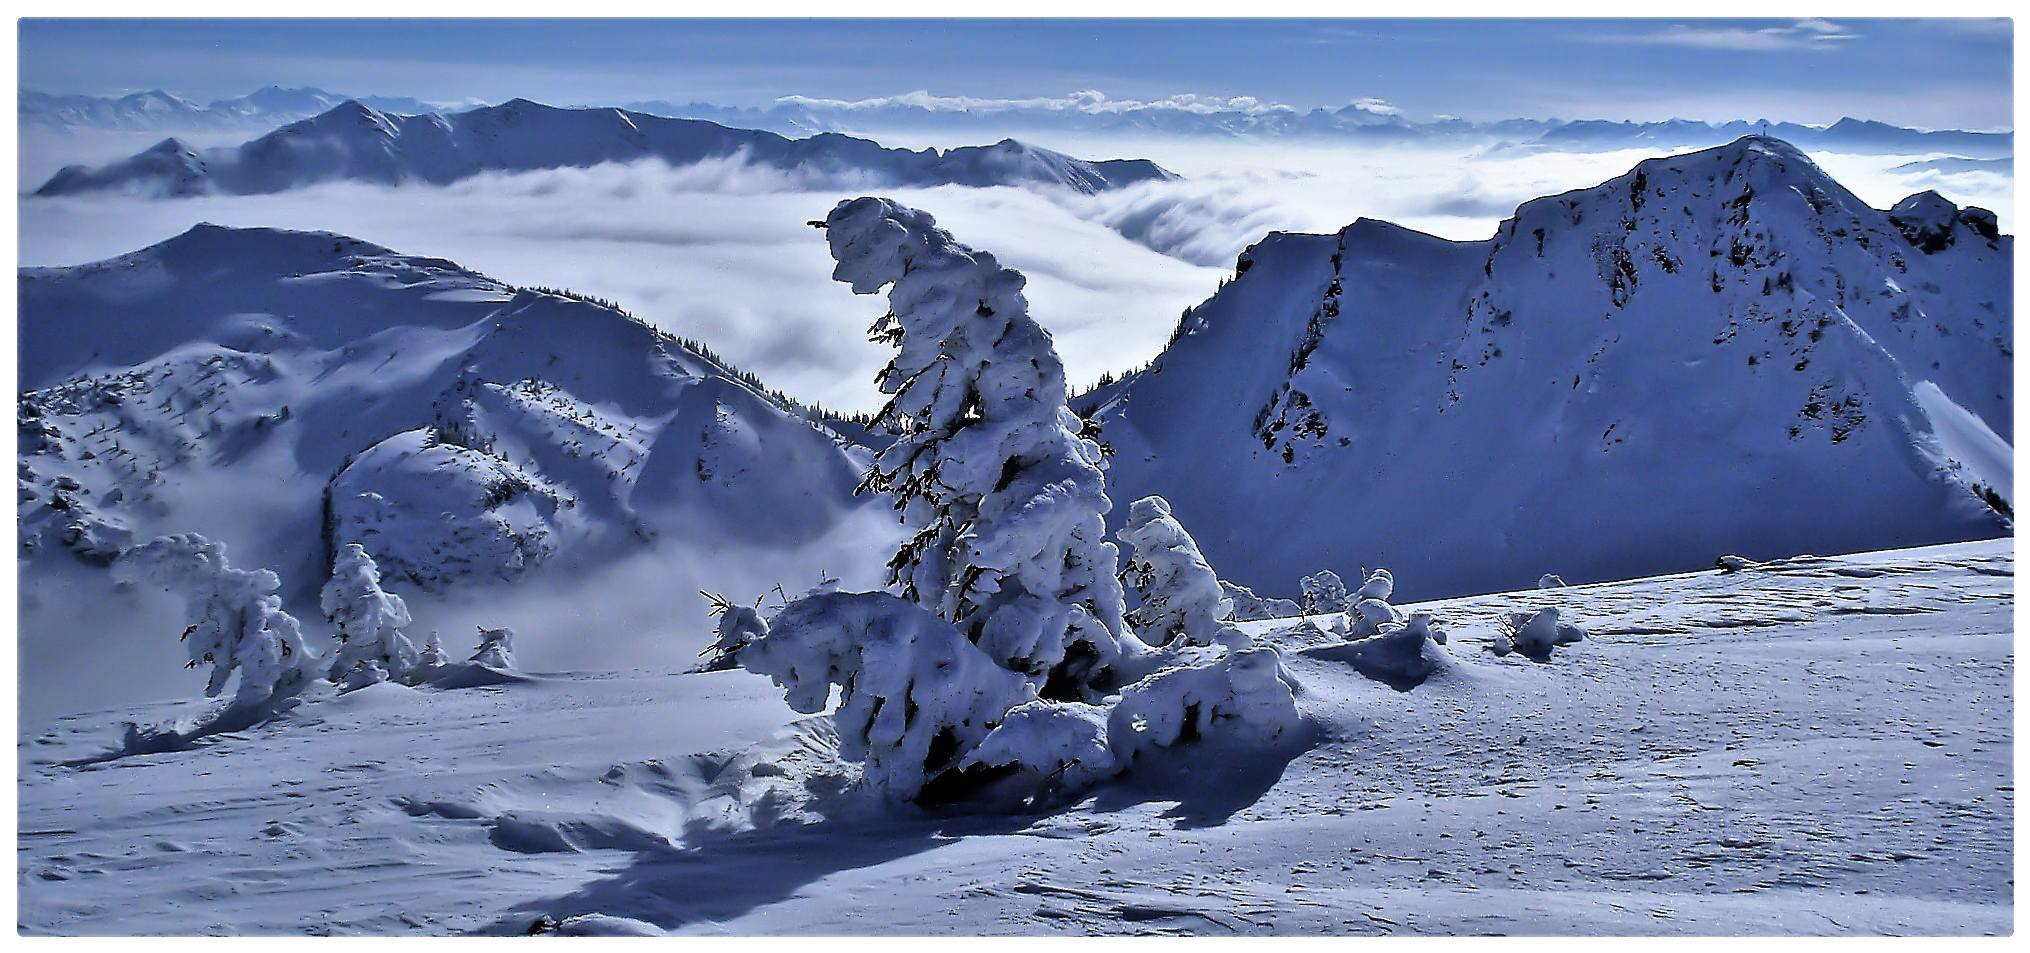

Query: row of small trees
114;535;515;711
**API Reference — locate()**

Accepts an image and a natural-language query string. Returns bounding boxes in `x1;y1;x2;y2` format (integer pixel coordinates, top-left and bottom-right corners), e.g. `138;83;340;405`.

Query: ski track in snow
16;539;2012;935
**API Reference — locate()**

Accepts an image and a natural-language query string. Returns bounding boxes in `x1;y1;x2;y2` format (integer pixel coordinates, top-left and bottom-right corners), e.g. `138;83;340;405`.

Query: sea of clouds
19;131;2012;416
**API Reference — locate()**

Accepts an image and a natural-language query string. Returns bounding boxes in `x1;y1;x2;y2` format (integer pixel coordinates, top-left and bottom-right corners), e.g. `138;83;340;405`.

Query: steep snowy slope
16;540;2012;935
1089;137;2011;599
17;225;882;711
31;99;1177;198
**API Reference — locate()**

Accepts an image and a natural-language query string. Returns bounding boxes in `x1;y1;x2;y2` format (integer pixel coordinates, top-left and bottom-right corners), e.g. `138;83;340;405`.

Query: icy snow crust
33;99;1177;199
16;540;2012;935
1090;137;2012;600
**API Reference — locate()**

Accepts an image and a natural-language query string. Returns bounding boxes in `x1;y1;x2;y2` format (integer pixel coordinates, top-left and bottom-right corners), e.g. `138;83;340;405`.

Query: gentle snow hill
15;540;2012;935
17;224;883;713
29;98;1178;198
1086;136;2012;601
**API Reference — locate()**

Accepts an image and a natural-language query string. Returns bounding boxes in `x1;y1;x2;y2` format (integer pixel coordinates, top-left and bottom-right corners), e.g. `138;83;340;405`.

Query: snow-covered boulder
1220;580;1301;621
1538;573;1567;589
112;533;320;706
822;196;1132;697
321;542;421;685
736;591;1034;801
1118;495;1231;647
1300;570;1352;614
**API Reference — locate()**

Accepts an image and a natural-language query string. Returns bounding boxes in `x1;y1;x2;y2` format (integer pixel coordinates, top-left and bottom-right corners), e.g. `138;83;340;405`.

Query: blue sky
16;18;2015;129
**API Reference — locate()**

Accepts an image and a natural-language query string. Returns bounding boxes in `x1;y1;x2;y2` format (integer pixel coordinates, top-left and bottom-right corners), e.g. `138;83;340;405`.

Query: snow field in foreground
16;539;2013;935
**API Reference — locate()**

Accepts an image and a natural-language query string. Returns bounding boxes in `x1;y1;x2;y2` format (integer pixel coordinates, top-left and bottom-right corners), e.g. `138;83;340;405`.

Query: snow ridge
32;99;1178;198
1091;136;2012;600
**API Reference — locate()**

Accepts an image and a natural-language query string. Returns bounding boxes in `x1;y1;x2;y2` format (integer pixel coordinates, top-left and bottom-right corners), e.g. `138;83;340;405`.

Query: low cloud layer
20;136;2013;415
19;160;1226;414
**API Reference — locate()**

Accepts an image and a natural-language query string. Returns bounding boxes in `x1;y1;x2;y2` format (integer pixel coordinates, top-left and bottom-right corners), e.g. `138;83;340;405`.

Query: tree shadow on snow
57;695;307;768
1085;725;1318;830
484;807;1030;934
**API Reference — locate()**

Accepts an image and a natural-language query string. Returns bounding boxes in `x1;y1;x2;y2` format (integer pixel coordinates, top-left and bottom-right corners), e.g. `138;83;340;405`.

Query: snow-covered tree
821;196;1132;697
470;626;517;669
1118;496;1231;647
1108;646;1302;765
321;542;419;686
735;591;1034;801
1496;607;1585;657
698;590;769;672
416;631;450;671
113;533;319;706
1300;570;1352;614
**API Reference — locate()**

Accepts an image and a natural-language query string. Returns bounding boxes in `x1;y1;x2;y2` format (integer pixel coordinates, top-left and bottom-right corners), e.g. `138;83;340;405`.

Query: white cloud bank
19;137;2011;415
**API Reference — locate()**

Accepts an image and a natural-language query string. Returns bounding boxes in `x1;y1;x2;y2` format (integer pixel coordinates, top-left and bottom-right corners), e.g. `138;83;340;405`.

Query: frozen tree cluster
114;533;320;707
1221;580;1301;622
722;199;1304;803
114;529;515;718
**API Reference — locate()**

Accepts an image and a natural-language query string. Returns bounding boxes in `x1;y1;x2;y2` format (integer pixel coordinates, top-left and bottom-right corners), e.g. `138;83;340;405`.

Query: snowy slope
16;540;2012;935
1088;137;2012;600
30;99;1177;198
17;225;885;714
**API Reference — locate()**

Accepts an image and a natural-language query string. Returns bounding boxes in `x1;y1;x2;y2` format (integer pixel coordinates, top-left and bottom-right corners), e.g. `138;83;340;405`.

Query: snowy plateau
12;135;2016;937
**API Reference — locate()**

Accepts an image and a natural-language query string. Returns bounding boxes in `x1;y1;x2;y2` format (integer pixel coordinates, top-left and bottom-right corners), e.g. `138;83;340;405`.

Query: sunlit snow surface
18;539;2010;935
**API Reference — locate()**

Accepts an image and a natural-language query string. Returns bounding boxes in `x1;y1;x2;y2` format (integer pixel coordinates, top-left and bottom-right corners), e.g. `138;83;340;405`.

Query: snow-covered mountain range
17;224;888;710
30;99;1178;198
20;86;442;132
25;85;2011;159
1083;136;2012;599
656;96;2013;158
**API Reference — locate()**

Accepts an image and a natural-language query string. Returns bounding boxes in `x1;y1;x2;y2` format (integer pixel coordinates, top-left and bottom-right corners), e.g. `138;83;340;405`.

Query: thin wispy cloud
1601;19;1863;53
777;89;1301;116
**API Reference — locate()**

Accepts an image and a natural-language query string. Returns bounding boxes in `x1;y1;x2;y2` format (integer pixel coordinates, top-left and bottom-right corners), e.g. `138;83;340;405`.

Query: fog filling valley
19;134;2011;416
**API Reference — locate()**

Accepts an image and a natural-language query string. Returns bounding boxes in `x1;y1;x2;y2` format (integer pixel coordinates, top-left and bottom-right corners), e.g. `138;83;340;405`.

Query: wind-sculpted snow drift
1086;136;2012;600
31;98;1177;199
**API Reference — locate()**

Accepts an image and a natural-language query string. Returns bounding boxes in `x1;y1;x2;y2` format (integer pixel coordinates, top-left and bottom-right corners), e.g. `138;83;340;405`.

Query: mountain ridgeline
1083;136;2012;599
31;98;1178;198
18;224;876;610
